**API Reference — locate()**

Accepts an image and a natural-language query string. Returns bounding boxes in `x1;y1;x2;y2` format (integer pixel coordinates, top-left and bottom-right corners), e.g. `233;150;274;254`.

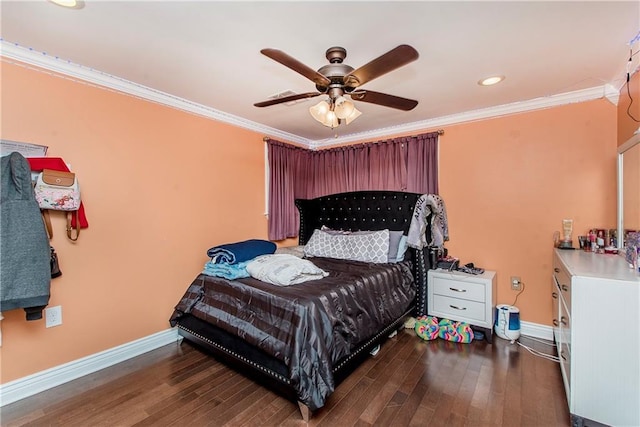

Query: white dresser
552;249;640;427
427;269;496;342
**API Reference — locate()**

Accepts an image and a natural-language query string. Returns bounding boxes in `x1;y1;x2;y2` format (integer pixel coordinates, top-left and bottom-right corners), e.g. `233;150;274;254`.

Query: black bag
50;246;62;279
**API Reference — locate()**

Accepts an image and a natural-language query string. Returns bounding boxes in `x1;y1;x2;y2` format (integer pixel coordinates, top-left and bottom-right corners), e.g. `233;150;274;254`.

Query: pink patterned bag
34;169;81;211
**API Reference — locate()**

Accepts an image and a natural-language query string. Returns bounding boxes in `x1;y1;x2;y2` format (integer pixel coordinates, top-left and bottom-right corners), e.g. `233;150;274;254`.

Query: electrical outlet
45;306;62;328
510;276;522;291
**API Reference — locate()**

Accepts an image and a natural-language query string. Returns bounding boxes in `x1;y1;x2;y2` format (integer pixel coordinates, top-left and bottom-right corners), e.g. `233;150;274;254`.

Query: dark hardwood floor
0;329;570;426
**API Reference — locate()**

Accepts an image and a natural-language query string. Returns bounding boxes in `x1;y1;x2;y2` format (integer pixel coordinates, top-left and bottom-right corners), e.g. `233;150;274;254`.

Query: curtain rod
413;129;444;136
264;129;444;142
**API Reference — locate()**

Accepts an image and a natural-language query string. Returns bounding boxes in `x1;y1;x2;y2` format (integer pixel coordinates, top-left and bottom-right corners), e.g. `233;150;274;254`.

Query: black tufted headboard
295;190;424;245
295;190;433;316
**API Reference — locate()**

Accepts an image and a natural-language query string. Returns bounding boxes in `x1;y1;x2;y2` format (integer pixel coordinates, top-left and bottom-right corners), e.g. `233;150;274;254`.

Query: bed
169;190;434;420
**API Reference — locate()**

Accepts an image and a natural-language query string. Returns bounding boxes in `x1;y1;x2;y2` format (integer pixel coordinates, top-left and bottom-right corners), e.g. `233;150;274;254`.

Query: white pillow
304;229;390;263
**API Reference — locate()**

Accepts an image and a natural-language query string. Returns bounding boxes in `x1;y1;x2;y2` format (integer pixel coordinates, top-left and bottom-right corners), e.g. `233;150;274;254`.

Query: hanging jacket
1;152;51;320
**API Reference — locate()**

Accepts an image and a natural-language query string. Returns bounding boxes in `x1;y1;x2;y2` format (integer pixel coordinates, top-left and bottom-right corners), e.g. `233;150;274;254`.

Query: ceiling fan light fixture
322;111;339;128
333;96;355;119
309;100;331;122
310;99;340;128
310;97;361;128
257;45;420;130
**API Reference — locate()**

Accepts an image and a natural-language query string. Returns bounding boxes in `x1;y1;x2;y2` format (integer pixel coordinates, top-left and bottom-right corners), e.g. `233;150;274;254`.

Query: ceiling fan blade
261;48;331;87
344;45;419;88
350;90;418;111
254;92;322;107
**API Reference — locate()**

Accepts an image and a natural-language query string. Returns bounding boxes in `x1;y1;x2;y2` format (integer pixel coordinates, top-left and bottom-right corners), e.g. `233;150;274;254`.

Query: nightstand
427;269;497;342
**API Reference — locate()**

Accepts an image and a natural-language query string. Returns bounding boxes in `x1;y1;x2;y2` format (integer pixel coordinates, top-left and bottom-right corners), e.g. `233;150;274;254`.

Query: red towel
27;157;88;228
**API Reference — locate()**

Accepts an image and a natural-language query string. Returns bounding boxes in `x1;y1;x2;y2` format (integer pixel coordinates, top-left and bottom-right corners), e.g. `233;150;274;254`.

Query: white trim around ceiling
0;40;308;146
310;84;620;149
1;39;619;149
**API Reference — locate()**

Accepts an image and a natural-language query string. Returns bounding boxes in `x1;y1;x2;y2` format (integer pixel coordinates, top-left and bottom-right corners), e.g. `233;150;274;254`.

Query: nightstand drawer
432;295;486;323
428;269;496;333
431;276;486;302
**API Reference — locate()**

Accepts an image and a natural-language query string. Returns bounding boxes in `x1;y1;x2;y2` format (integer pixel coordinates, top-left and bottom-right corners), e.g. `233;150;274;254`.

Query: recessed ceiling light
478;75;505;86
48;0;84;9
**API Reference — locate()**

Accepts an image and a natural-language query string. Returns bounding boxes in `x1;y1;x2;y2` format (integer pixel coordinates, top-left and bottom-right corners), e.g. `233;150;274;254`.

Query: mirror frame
617;132;640;249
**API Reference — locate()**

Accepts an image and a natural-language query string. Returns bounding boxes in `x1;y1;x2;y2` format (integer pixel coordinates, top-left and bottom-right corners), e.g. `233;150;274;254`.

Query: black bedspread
169;257;416;410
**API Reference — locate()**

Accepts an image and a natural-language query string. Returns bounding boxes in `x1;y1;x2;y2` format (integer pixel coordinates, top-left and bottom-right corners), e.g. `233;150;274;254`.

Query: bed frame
174;190;434;420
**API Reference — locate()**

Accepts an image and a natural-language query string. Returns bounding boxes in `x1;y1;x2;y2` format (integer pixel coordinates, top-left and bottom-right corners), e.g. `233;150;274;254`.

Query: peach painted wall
0;59;619;385
438;100;617;325
0;62;270;383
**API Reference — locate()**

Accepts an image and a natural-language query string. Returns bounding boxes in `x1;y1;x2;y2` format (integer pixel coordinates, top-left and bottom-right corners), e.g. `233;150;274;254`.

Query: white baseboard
0;328;180;406
520;321;553;341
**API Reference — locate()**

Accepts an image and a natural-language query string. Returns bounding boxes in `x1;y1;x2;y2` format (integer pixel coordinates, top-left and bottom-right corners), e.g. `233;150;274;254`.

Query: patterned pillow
304;229;390;263
321;226;404;263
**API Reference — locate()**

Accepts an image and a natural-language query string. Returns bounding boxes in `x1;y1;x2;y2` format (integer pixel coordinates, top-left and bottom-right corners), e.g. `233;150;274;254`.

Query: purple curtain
406;132;439;194
267;141;308;240
267;132;439;240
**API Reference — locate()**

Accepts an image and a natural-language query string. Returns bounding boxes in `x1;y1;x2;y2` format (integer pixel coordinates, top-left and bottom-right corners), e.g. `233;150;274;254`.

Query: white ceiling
1;1;639;147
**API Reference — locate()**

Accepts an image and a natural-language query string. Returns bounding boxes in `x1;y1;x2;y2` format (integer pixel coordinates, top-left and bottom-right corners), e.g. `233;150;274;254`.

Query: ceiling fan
254;45;419;128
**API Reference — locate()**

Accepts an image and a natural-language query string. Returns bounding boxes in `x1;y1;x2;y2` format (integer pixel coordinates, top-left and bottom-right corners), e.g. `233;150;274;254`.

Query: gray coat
1;152;51;319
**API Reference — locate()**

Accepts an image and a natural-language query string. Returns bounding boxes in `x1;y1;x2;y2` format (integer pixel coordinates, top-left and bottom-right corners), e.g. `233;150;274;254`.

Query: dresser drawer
431;276;486;302
553;256;572;310
432;295;486;323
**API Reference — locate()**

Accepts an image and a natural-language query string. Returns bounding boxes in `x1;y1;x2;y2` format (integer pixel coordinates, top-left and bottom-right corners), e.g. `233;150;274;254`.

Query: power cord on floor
521;335;557;346
509;339;560;363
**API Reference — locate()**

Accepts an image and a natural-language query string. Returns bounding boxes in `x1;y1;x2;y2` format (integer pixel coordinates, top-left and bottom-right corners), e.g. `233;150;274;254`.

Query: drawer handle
449;305;467;311
561;284;569;292
449;287;466;293
552;319;559;326
552;292;558;299
554;268;560;273
560;316;568;325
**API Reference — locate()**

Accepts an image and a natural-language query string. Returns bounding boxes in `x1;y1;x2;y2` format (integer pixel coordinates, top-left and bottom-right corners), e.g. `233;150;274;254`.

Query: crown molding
2;40;618;150
0;40;308;146
310;84;619;149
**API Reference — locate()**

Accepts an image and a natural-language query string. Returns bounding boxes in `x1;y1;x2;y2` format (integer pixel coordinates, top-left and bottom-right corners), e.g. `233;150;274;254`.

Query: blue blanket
202;260;251;280
207;239;277;264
